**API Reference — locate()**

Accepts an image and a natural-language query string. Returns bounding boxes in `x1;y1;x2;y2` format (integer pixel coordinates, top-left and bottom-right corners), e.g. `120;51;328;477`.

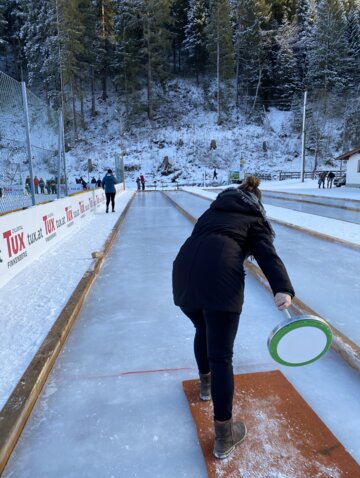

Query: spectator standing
79;177;88;190
46;179;51;194
34;176;40;194
96;177;102;187
318;171;327;189
102;169;117;213
213;168;218;180
91;177;97;184
25;175;31;194
136;177;141;191
172;176;294;460
327;171;335;188
39;178;45;194
50;178;57;194
140;174;145;191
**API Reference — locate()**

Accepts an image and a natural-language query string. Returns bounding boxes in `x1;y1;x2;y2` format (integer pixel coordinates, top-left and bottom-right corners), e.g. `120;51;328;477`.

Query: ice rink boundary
0;193;136;474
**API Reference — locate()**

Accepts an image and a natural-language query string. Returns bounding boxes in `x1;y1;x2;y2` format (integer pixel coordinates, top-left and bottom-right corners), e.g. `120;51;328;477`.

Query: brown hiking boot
213;419;247;459
199;373;211;401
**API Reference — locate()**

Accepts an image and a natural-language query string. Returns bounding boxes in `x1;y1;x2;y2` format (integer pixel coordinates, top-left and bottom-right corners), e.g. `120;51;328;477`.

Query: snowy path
173;190;360;344
3;192;360;477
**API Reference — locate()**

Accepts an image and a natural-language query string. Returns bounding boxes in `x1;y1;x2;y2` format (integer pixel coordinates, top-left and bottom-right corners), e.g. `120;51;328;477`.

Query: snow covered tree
19;0;61;104
308;0;351;92
233;0;269;111
78;0;100;117
345;0;360;86
206;0;234;124
96;0;116;101
138;0;173;120
170;0;189;73
113;0;143;118
184;0;208;82
294;0;315;88
274;18;302;107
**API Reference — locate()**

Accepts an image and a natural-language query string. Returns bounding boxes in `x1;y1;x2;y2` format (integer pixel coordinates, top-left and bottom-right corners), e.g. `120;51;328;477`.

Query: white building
336;147;360;188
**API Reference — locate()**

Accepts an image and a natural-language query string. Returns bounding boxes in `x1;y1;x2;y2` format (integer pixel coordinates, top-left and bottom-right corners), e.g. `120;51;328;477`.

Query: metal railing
279;171;344;181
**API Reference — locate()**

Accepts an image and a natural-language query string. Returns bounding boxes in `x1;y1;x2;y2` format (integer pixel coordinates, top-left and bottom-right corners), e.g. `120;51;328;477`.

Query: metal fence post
300;90;308;183
21;81;36;206
57;110;62;199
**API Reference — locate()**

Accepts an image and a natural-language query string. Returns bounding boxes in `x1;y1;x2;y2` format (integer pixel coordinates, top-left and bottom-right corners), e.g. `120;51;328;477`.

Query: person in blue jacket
102;169;117;213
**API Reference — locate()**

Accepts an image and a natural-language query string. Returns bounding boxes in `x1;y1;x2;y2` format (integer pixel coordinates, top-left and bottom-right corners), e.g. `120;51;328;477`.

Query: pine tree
96;0;116;101
138;0;173;120
294;0;315;88
78;0;100;117
170;0;189;73
233;0;269;111
308;0;351;92
345;0;360;86
58;0;86;138
20;0;60;104
274;17;301;107
206;0;234;124
184;0;208;82
113;0;143;118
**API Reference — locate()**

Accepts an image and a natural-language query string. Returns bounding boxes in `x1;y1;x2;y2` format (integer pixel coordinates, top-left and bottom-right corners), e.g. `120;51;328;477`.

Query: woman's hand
274;292;292;310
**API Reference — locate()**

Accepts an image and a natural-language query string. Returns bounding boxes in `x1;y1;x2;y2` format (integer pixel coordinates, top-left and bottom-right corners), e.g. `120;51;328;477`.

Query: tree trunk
249;63;262;117
235;38;240;108
90;65;96;117
216;17;221;125
145;17;153;120
71;77;78;140
101;0;107;101
79;78;85;127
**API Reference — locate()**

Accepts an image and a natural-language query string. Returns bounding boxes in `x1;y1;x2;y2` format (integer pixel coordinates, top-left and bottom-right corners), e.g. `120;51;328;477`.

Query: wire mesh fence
0;71;67;215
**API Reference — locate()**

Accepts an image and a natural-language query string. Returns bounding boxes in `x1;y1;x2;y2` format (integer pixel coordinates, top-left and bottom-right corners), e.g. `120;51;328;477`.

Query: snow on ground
0;189;134;409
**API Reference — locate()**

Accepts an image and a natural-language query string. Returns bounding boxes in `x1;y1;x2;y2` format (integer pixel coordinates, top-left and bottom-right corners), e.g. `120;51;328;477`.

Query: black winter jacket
172;189;294;313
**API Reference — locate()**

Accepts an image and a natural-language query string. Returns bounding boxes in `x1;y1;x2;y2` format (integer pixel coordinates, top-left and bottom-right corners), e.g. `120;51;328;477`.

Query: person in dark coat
172;175;294;460
327;171;335;188
102;169;117;213
318;171;327;188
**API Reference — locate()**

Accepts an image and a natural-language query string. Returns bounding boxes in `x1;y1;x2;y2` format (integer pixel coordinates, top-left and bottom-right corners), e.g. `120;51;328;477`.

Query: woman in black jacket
172;175;294;459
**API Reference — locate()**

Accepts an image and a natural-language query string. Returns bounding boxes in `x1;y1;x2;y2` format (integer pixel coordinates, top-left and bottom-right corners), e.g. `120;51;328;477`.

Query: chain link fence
0;71;67;215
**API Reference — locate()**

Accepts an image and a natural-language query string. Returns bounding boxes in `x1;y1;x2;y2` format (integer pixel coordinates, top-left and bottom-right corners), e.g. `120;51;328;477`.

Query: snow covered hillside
64;80;341;186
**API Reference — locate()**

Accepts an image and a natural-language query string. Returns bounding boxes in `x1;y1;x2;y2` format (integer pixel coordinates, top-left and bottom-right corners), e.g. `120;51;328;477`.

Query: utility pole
300;90;307;182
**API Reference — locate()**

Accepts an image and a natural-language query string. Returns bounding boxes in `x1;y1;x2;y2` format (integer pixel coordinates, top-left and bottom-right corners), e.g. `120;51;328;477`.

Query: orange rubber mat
183;370;360;477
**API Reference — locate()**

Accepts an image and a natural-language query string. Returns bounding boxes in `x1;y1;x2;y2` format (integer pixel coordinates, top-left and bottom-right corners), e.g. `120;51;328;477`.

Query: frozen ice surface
0;190;134;409
3;192;360;477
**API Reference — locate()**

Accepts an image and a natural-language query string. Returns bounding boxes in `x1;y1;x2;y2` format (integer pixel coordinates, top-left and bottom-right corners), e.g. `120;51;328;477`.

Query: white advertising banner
0;184;124;288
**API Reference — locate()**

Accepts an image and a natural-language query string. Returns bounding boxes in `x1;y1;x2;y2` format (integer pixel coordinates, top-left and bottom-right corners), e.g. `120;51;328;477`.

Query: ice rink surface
3;192;360;477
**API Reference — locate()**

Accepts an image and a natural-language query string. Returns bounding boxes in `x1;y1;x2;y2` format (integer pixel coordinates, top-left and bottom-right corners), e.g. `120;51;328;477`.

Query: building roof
335;146;360;161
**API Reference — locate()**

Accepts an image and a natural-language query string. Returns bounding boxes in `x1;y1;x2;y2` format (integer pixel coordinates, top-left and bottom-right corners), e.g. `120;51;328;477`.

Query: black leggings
105;192;116;210
181;308;240;421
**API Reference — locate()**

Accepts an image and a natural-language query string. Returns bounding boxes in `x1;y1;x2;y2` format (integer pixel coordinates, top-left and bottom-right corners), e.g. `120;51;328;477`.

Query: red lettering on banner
42;215;56;235
65;207;74;222
79;201;85;214
3;229;26;258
